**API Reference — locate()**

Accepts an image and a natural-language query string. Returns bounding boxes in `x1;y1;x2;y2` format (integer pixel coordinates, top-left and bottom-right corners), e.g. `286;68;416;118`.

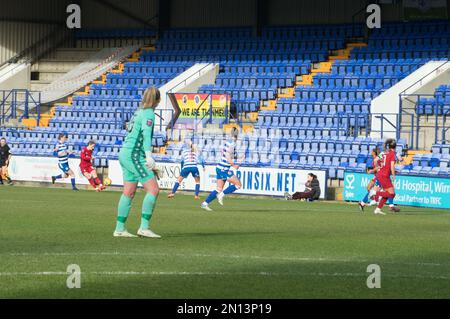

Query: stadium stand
36;46;140;104
402;143;450;177
155;22;448;178
0;29;162;167
75;28;156;48
0;21;449;178
30;47;101;92
416;85;450;115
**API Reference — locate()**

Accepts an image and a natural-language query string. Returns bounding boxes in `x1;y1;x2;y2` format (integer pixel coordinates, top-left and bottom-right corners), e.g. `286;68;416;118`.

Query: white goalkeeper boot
374;208;386;215
113;230;137;238
137;228;161;238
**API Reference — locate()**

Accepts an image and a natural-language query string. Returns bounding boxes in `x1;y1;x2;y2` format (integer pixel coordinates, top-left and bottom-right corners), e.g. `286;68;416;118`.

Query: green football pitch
1;186;449;299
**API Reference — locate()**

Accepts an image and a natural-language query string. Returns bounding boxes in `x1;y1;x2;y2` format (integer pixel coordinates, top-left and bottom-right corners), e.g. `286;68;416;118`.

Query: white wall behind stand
0;64;31;91
0;22;57;65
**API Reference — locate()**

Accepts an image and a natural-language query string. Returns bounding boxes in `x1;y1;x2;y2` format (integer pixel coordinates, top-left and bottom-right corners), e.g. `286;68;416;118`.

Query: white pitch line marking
4;251;447;267
0;271;449;280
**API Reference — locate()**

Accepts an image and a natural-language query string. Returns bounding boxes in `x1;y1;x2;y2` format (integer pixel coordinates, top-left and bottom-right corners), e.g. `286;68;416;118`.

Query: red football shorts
376;174;393;190
80;165;95;175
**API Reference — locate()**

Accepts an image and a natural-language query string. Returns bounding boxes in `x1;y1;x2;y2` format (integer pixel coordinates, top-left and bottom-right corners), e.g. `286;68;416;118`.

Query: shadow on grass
166;231;281;238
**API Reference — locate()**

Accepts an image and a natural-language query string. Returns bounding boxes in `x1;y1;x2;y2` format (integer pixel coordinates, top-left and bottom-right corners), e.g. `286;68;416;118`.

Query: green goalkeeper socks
115;194;133;232
115;193;157;232
140;193;157;230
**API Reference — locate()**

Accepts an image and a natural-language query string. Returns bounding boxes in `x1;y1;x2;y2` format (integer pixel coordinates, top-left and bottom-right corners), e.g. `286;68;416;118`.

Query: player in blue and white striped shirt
201;128;242;211
51;133;78;190
168;142;205;199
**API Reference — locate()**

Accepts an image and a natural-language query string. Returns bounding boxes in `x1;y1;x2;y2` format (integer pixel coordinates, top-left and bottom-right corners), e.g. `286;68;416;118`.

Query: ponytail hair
372;147;381;156
141;86;161;109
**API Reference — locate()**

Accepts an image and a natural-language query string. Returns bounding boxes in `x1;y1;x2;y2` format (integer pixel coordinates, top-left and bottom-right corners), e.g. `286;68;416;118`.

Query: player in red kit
371;138;397;215
80;140;104;192
358;147;381;211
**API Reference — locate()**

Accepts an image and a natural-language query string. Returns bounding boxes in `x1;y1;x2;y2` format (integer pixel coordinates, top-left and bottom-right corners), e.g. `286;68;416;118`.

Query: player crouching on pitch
113;87;161;239
80;140;105;192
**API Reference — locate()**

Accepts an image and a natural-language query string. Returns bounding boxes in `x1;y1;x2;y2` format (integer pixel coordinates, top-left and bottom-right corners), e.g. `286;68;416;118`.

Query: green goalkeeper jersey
121;107;155;157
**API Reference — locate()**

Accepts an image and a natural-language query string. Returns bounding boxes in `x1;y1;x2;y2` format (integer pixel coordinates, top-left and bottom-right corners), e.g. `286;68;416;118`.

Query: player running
370;138;398;215
374;150;401;213
0;137;13;185
51;133;78;191
80;140;104;192
385;153;403;213
358;147;381;211
168;141;205;199
113;87;161;238
201;128;242;211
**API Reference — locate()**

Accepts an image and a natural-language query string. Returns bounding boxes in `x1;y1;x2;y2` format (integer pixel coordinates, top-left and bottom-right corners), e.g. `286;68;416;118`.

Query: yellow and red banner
169;93;229;120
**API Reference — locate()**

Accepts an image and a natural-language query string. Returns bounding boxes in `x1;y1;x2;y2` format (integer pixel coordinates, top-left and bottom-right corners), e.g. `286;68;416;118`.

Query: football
103;177;112;186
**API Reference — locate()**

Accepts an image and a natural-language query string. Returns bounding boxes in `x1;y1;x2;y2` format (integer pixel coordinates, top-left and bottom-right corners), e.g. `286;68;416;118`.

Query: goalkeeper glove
145;151;156;170
152;168;162;180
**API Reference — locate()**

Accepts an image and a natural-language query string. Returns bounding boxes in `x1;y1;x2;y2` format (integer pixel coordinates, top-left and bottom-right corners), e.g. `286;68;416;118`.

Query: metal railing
435;109;450;144
399;93;429;148
0;89;41;126
394;60;450;149
399;92;450;148
400;60;449;96
163;63;216;109
369;112;401;139
437;108;450;145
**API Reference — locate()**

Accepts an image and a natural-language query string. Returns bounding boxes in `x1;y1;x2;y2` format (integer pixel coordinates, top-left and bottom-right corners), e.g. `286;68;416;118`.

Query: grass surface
0;186;449;299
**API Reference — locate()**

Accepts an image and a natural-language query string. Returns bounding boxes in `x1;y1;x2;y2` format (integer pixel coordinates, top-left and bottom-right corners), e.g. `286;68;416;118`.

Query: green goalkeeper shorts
119;150;155;184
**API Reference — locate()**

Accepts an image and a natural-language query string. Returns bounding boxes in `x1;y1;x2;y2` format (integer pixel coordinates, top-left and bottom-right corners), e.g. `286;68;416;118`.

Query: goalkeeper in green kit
113;87;161;238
